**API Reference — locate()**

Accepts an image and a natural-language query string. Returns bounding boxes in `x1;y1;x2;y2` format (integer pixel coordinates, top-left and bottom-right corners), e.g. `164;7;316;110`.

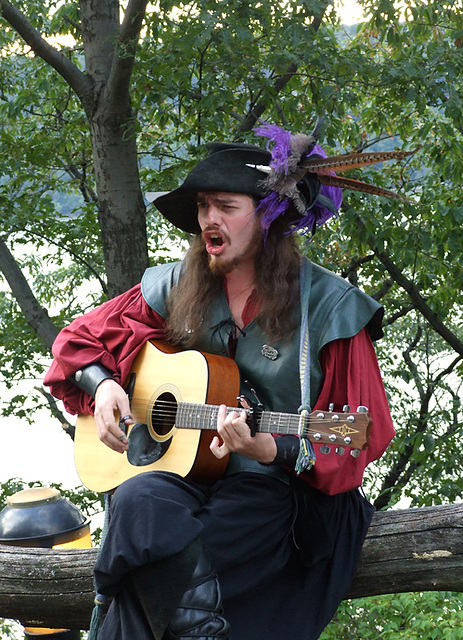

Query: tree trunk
80;0;150;297
88;106;149;297
0;504;462;630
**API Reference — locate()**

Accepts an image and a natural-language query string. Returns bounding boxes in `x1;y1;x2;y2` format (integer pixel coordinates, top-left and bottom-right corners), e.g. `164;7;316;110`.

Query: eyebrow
196;194;239;205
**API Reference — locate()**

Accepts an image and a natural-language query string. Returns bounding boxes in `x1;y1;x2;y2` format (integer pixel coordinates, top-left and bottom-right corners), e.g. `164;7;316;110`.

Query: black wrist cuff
71;363;114;398
273;436;300;466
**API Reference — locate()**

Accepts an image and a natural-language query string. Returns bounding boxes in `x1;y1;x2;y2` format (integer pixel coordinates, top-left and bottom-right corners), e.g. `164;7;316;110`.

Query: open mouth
203;230;226;255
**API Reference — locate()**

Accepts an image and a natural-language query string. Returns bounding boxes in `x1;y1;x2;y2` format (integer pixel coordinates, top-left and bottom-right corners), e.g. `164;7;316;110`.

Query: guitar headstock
306;406;372;455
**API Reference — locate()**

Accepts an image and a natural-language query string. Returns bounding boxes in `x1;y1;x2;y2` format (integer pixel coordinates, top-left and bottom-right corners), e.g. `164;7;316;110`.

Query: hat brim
154;189;202;234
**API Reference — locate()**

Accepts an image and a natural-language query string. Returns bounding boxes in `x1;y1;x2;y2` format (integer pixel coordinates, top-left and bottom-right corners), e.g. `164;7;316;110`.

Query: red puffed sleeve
302;328;395;495
43;284;167;415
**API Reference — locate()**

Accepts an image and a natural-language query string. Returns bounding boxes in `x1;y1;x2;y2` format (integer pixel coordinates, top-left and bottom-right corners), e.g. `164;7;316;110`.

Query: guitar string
127;399;361;443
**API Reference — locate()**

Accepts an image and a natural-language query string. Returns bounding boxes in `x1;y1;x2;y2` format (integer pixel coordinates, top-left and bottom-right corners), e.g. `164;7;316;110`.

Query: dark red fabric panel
301;328;395;494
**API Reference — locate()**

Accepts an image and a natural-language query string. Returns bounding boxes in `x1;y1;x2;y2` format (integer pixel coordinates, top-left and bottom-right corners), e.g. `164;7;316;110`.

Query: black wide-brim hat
153;142;272;234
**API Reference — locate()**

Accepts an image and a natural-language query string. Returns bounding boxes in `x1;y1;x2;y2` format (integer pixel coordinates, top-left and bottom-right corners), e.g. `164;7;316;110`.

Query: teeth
208;233;223;247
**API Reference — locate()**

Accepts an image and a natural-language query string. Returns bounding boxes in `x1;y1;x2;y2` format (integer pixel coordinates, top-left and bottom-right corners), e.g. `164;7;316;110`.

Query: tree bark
78;0;151;297
0;504;462;630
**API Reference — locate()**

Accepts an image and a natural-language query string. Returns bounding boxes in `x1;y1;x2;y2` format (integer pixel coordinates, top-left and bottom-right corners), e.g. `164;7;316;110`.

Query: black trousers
94;471;373;640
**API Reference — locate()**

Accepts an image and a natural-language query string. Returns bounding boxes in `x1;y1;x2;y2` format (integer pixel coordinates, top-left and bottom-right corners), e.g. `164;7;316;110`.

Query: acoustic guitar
74;341;371;493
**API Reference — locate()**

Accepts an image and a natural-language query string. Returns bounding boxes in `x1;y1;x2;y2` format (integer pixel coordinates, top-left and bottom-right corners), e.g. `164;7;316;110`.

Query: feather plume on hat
251;122;417;236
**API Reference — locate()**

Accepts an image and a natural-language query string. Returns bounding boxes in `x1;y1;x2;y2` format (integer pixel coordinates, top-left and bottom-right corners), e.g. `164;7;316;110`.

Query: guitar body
74;341;240;493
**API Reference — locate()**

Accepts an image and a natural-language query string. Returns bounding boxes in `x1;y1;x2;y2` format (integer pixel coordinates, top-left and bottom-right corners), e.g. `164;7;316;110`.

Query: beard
207;253;243;276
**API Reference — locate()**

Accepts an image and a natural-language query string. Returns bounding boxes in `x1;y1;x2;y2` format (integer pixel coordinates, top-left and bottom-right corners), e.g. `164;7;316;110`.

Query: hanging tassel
295;409;316;474
88;593;111;640
87;494;112;640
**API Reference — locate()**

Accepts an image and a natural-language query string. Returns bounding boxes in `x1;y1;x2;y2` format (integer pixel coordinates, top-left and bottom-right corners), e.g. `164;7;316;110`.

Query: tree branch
0;235;58;350
375;338;462;510
402;327;425;400
358;218;463;357
34;386;75;440
105;0;149;109
0;0;91;103
237;6;328;135
384;303;415;326
14;226;108;296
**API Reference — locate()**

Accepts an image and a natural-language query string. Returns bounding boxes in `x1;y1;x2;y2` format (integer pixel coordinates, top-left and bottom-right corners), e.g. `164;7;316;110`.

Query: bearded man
44;129;394;640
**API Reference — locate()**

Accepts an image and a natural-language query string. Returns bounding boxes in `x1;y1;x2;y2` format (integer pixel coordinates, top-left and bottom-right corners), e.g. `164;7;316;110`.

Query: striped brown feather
300;148;418;175
318;174;410;200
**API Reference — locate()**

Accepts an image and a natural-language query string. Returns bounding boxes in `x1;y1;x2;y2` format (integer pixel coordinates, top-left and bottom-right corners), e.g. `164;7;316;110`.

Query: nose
198;204;221;228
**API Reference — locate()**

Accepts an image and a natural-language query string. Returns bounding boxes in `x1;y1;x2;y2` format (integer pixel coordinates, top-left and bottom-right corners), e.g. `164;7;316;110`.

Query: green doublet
141;257;383;415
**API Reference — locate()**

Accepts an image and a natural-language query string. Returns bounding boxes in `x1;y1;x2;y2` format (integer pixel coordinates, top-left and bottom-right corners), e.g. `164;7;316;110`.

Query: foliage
320;591;463;639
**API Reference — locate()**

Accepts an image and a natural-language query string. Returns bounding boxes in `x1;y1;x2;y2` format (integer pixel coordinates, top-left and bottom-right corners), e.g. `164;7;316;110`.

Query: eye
221;203;237;211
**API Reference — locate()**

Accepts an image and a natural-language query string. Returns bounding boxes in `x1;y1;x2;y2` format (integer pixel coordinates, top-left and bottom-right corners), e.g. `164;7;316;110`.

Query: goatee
207;254;242;276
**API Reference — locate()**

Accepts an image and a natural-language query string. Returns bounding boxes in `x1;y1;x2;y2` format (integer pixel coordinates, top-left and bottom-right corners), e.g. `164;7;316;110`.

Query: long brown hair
166;219;302;347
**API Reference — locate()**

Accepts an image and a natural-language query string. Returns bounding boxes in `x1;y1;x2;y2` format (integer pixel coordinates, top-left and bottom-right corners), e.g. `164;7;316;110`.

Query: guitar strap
298;258;312;414
295;259;316;474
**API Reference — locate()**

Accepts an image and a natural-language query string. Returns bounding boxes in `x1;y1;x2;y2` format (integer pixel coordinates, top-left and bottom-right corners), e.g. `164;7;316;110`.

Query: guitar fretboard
177;402;327;437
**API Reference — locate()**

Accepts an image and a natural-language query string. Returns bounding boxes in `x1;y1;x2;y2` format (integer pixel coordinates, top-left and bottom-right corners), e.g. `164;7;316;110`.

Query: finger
221;409;240;431
229;410;250;436
217;404;227;425
107;430;129;453
95;411;129;453
210;435;229;459
119;413;134;434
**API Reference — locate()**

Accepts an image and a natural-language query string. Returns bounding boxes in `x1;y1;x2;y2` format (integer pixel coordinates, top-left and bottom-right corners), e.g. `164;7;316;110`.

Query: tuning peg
350;449;360;458
356;405;368;413
328;403;334;411
336;446;345;456
343;404;350;412
320;445;331;454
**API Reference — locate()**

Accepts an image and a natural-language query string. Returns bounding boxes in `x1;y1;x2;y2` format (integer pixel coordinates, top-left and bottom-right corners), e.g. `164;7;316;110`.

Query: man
44;127;395;640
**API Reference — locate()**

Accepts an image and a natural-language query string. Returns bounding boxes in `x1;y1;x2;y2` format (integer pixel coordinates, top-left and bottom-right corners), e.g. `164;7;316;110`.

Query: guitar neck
176;401;370;450
177;402;299;435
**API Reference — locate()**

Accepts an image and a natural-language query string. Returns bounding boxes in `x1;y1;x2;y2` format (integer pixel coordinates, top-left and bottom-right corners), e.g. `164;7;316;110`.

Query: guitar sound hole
151;392;177;437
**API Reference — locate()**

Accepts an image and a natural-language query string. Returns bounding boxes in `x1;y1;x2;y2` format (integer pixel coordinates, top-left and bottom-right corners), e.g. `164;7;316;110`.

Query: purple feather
254;126;343;236
256;192;291;229
254;124;291;172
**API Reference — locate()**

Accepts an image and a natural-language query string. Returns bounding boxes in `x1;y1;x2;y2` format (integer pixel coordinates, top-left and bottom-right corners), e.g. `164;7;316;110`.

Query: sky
336;0;365;24
0;381;81;488
0;0;366;494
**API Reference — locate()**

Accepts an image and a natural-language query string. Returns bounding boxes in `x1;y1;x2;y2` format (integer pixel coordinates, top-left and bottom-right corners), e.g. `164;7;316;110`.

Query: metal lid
7;487;61;508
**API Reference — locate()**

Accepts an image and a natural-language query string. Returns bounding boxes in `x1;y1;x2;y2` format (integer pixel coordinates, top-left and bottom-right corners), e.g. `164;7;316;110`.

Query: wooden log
347;502;463;598
0;503;462;630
